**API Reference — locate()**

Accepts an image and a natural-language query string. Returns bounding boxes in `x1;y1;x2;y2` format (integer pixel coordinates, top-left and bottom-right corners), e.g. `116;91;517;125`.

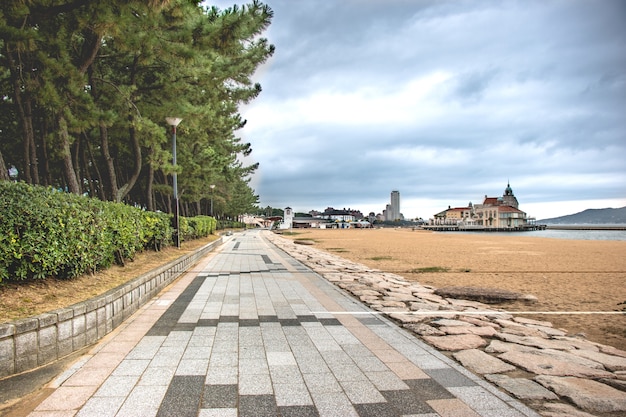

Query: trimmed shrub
0;181;173;282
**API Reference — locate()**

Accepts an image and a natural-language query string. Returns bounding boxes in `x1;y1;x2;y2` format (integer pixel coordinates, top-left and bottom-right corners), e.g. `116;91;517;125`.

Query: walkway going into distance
25;229;539;416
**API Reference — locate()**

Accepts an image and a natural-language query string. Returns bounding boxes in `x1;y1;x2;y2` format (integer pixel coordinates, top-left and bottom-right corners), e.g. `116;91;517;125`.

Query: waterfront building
431;182;531;230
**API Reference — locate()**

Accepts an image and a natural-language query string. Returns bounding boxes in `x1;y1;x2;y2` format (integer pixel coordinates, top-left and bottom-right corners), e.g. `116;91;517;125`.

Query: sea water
450;228;626;241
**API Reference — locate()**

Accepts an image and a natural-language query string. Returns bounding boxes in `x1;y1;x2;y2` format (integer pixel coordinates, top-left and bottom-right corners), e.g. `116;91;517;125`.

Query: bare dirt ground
282;228;626;351
0;235;219;323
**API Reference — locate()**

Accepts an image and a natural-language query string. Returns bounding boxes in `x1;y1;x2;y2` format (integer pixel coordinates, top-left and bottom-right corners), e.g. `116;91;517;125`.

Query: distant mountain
539;206;626;224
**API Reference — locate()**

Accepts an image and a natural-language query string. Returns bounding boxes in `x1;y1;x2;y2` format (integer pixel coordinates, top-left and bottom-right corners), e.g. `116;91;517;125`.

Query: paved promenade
23;229;538;416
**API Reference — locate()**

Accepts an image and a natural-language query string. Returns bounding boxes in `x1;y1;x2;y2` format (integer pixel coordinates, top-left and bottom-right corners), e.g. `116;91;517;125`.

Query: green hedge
0;181;215;283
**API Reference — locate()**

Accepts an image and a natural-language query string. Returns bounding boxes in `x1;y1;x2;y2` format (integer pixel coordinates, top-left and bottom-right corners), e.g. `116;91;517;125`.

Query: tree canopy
0;0;274;219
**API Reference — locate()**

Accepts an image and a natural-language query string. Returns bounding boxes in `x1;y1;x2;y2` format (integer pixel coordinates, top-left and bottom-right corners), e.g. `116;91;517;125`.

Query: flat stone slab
571;349;626;372
440;325;497;337
540;403;599;417
485;374;558;400
536;376;626;413
422;334;487;351
434;286;537;304
499;350;613;378
453;349;516;374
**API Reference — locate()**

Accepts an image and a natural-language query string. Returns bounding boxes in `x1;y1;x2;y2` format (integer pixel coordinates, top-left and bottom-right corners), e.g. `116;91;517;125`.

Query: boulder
536;376;626;413
403;323;446;337
484;374;558;400
440;325;497;337
422;334;487;351
570;349;626;372
453;349;516;374
498;350;613;378
539;402;599;417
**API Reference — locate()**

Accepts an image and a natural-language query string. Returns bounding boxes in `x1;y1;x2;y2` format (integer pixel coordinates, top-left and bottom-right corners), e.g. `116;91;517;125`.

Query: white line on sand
312;311;625;315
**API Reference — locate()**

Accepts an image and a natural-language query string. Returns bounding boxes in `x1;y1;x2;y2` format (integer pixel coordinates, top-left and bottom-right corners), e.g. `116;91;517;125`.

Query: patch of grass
328;248;349;253
294;237;316;242
410;266;449;273
369;256;393;261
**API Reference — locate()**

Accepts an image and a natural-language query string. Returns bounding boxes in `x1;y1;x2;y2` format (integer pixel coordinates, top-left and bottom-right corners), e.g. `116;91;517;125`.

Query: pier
422;224;547;232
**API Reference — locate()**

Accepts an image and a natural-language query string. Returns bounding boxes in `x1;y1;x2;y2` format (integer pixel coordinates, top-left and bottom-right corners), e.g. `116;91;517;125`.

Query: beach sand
282;228;626;350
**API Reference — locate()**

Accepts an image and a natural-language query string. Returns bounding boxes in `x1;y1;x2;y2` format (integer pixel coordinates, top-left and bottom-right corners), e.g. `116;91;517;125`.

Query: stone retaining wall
0;238;222;379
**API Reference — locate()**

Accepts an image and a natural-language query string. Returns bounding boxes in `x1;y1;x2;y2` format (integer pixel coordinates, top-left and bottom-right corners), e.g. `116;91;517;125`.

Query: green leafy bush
0;181;179;282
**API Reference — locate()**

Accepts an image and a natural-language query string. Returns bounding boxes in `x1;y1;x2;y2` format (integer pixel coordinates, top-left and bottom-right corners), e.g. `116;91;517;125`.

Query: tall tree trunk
72;136;82;194
58;116;81;194
84;133;106;200
27;100;40;185
146;147;155;211
99;122;118;201
116;120;142;202
10;73;34;183
40;119;52;186
0;151;9;181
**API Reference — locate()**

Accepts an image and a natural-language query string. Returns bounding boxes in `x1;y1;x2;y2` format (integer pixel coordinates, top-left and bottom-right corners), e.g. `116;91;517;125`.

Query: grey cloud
224;0;626;218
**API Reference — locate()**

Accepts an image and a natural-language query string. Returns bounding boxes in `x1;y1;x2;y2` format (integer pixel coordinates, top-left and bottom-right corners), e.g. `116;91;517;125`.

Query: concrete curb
0;237;223;379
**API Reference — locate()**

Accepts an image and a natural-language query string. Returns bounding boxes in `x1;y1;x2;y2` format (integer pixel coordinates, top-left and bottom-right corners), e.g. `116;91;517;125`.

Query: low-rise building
431;183;532;229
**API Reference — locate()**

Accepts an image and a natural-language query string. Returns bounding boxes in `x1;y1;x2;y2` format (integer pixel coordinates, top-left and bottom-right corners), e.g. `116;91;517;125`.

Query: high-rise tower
390;190;400;221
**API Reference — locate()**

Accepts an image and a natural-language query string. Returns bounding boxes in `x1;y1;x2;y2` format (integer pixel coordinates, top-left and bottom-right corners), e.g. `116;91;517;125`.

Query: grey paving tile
112;359;150;376
206;364;239;384
447;386;511;412
382;388;438;415
329;363;367;382
425;368;478;388
269;365;305;385
125;336;166;359
353;402;397;417
340;380;386;404
116;385;168;416
303;372;343;394
208;351;238;367
273;382;313;406
150;346;185;367
267;351;297;366
405;378;456;401
353;355;390;373
198;408;237;417
181;346;212;360
201;384;237;408
138;366;176;386
239;357;269;374
156;375;204;417
76;396;124;417
311;391;359;417
239;372;273;395
176;358;209;375
94;375;139;397
279;405;320;417
365;371;409;391
239;394;278;417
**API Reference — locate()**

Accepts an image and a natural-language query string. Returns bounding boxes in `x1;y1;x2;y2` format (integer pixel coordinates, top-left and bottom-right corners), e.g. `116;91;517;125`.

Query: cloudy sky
210;0;626;220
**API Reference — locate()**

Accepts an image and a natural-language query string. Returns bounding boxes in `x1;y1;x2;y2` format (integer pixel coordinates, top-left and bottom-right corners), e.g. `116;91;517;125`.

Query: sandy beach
281;228;626;350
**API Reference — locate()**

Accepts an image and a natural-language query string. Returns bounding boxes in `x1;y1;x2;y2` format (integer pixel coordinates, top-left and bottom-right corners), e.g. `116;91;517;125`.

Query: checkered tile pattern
30;231;539;417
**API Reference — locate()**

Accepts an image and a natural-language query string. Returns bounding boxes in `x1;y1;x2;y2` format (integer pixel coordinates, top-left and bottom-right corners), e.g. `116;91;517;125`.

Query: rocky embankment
266;232;626;417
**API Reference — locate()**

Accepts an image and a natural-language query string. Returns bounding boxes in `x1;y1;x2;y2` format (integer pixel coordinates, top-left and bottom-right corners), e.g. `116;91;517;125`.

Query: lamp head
165;117;183;127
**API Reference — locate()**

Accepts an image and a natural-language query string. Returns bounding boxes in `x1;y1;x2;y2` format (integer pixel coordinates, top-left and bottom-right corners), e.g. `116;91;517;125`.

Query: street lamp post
210;184;215;217
166;117;182;248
